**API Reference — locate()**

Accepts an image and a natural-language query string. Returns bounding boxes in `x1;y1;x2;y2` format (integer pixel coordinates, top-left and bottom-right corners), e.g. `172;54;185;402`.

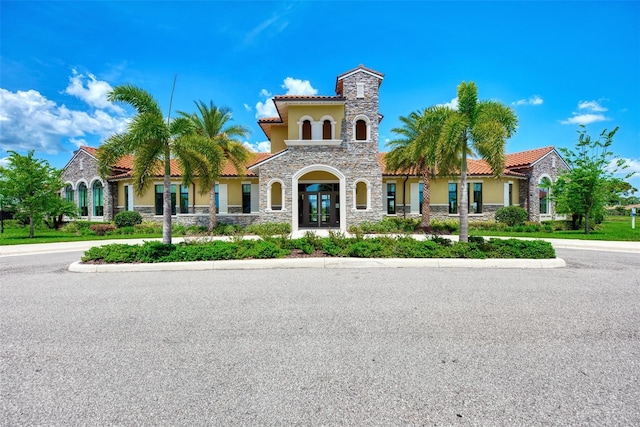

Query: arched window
355;119;367;140
302;120;312;140
322;120;332;140
539;176;551;215
64;184;74;203
93;181;104;216
78;183;88;216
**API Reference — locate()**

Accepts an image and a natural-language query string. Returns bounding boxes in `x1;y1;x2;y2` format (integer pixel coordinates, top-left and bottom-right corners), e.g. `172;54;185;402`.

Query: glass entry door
298;183;340;228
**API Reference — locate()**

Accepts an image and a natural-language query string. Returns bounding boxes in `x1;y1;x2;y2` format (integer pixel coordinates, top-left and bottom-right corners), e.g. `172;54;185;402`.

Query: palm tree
97;85;219;244
385;107;451;230
178;101;251;232
437;82;518;242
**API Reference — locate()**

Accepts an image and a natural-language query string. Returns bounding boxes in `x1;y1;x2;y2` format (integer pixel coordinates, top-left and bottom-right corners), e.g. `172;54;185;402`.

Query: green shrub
487;238;555;259
137;241;176;263
302;231;323;250
89;224;116;236
244;222;291;238
495;206;528;226
60;222;79;234
430;219;458;234
346;240;390;258
116;226;136;235
349;217;421;234
134;222;162;234
80;232;556;264
114;211;143;228
243;239;288;259
210;223;242;236
82;243;138;263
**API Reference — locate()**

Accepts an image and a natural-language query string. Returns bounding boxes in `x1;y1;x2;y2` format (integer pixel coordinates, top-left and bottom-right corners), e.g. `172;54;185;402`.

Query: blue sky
1;1;639;189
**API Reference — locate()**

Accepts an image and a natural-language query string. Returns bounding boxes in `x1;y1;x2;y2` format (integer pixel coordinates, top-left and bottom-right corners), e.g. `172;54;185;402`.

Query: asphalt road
1;250;639;426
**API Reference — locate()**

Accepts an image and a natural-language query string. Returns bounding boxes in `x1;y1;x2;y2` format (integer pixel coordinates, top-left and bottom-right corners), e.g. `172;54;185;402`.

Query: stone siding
61;150;113;221
524;151;569;222
256;68;384;231
393;203;504;222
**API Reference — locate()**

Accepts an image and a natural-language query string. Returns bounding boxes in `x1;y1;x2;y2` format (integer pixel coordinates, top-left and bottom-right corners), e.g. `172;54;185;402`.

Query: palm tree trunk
420;169;431;231
208;185;217;233
459;150;469;243
163;147;172;245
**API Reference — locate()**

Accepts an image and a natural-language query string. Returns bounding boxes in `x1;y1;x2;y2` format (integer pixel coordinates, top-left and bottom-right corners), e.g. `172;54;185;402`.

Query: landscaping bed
81;234;556;264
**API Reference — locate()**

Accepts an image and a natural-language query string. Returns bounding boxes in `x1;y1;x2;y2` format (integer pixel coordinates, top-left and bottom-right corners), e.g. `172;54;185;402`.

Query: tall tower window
355;120;367;140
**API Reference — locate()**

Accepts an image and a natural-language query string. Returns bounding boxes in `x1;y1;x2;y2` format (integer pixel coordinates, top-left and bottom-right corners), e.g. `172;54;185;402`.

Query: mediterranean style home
61;65;569;231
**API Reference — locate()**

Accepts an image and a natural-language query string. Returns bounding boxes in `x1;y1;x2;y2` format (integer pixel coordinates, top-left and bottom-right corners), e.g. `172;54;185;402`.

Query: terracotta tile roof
221;152;273;176
379;153;525;178
505;146;555;168
257;117;282;123
273;95;345;101
80;146;134;170
84;145;270;180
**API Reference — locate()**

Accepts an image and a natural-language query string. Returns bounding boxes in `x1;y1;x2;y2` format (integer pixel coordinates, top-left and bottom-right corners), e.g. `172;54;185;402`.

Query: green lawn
0;226;161;245
471;216;640;241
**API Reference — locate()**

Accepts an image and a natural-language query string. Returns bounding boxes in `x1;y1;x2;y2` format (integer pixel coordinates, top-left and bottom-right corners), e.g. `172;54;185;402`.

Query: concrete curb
68;257;566;272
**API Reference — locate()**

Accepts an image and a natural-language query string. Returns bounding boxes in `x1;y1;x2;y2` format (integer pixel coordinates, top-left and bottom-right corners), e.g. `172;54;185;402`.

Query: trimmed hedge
495;206;528;226
114;211;143;228
82;235;556;263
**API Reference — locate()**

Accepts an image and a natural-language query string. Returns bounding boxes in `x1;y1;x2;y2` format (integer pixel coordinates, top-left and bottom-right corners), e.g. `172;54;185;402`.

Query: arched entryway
292;165;346;232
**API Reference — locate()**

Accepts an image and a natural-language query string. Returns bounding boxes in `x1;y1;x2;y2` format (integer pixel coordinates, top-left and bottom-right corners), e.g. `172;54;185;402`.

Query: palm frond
108;84;163;117
131;143;164;195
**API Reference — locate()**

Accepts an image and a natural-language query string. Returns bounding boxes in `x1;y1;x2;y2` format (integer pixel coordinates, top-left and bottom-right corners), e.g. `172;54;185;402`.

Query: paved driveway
1;250;639;425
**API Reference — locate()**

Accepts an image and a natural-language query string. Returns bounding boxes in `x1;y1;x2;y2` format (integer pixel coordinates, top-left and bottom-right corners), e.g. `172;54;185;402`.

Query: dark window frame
242;183;251;214
302;120;312;140
448;183;458;214
355;119;367;141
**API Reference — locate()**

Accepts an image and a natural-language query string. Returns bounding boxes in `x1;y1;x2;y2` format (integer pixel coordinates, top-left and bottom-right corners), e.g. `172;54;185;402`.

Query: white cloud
0;157;9;167
254;77;319;118
281;77;318;96
560;113;608;125
438;97;459;110
513;95;543;106
64;69;123;113
578;100;607;112
243;103;252;112
243;140;271;153
0;86;129;154
561;100;611;125
255;99;278;118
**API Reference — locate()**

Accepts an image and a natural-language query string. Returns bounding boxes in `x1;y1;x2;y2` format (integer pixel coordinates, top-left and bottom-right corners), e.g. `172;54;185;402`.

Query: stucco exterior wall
287;104;345;140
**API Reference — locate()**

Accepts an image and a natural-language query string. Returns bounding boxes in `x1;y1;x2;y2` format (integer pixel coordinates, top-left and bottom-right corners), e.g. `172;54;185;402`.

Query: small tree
551;126;633;233
0;151;67;238
43;197;78;229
